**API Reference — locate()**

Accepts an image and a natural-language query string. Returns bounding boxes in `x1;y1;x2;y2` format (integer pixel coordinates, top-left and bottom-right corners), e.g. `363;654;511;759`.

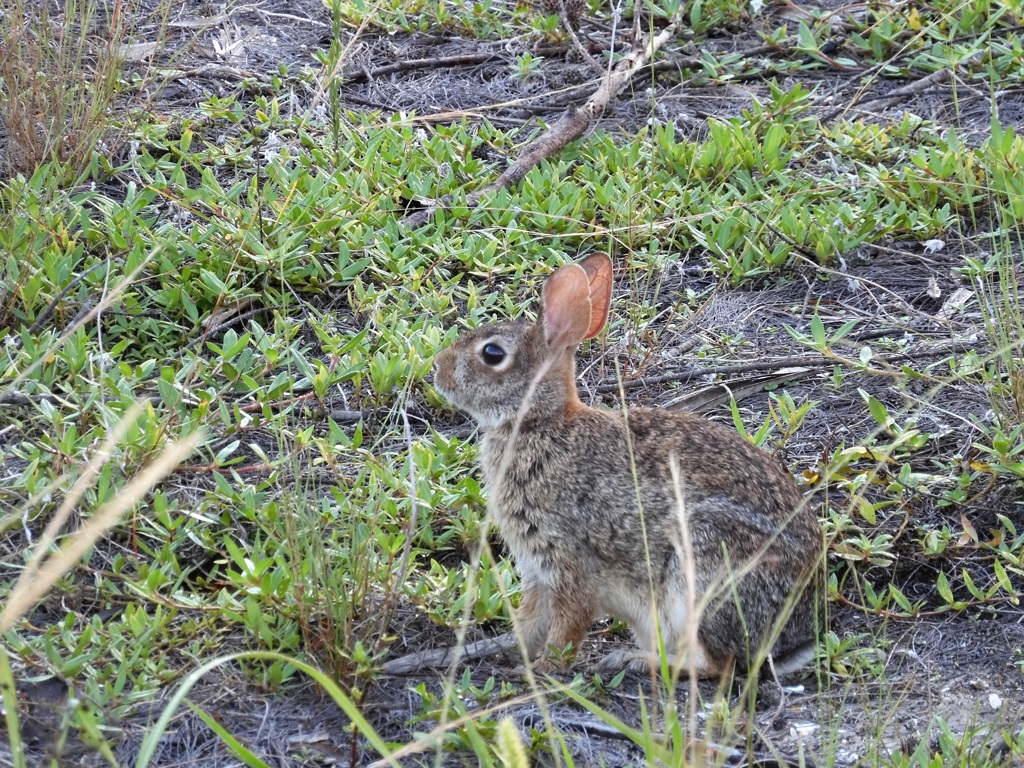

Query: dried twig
592;343;977;394
399;19;681;229
343;52;504;84
163;64;259;82
552;0;605;75
26;260;110;336
819;67;954;123
819;49;986;124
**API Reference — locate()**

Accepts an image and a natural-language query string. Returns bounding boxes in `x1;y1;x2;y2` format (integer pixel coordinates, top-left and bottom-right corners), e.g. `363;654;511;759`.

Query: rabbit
432;253;822;678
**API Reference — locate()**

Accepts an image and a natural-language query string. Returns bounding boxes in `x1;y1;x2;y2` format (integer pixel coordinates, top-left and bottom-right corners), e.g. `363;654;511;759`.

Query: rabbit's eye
481;343;506;366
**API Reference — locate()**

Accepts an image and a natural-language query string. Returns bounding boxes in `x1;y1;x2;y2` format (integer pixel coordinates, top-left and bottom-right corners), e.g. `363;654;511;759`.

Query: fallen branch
381;632;519;675
819;67;951;123
399;19;680;229
342;41;625;87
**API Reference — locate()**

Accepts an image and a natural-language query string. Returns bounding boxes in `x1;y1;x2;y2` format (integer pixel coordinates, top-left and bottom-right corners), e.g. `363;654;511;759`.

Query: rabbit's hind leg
543;582;596;664
514;580;556;660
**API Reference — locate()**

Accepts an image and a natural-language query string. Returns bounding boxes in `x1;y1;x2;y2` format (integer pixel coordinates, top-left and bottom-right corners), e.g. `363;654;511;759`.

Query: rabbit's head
433;254;613;428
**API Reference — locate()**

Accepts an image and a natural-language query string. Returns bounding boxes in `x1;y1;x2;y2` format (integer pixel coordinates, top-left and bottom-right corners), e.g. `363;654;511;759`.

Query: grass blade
134;651;392;768
0;647;27;768
186;701;273;768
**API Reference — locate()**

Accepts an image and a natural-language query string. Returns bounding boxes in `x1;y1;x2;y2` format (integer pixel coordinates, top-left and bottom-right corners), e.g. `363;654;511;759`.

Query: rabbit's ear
541;255;614;349
579;253;612;340
541;263;592;349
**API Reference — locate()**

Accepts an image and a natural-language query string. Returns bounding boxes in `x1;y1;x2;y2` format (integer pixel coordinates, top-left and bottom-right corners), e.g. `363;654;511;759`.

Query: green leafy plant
4;0;1024;763
511;51;543;81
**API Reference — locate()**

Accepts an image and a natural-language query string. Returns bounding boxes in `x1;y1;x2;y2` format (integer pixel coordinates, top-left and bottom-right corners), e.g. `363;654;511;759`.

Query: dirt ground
4;0;1024;765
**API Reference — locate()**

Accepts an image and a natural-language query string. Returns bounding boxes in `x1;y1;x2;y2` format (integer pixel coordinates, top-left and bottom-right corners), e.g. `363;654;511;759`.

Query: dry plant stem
25;260;110;335
383;360;561;680
158;64;257;82
669;456;699;757
399;18;680;229
309;0;390;116
20;401;145;578
819;59;973;123
0;402;140;537
381;403;421;625
1;247;157;396
555;0;606;75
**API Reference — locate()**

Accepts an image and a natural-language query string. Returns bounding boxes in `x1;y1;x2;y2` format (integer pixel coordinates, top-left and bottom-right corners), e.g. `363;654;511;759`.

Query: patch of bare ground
70;0;1022;137
4;0;1024;765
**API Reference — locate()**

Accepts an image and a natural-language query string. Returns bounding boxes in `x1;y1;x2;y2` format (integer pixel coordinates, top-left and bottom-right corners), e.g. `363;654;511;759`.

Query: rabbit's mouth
432;373;509;431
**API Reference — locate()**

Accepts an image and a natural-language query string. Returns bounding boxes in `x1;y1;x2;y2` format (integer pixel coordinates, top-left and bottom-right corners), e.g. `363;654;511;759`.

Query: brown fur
433;255;822;676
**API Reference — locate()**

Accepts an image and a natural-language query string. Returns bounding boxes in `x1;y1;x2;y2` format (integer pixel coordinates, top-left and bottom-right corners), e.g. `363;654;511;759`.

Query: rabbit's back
481;405;820;667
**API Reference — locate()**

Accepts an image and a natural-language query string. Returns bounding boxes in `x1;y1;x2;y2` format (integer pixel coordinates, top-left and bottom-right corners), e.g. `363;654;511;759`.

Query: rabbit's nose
429;359;443;385
432;347;450;375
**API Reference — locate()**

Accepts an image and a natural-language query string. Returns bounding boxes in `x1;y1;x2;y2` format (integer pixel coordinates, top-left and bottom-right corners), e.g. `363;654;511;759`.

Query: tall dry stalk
0;422;203;634
977;231;1024;426
0;0;153;176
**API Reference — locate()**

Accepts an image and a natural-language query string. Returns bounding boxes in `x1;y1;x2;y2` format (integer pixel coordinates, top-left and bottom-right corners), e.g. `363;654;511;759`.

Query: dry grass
0;0;158;176
0;416;203;634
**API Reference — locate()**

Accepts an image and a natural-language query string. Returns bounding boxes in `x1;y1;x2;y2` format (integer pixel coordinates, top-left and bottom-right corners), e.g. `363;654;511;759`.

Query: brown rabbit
433;254;822;677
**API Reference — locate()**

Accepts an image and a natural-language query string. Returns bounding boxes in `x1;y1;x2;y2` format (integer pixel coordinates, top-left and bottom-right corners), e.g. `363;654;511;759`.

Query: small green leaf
993;560;1017;602
860;390;891;428
888;584;912;613
863;579;879;608
832;318;860;342
201;269;228;295
962;569;985;600
936;571;954;605
811;314;826;347
187;702;271;767
797;21;818;51
215;440;240;465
